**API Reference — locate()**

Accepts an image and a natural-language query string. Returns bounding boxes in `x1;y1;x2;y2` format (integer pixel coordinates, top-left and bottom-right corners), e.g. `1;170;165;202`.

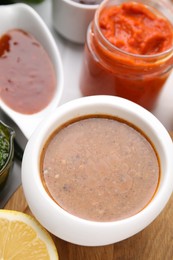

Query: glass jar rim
0;121;15;175
94;0;173;60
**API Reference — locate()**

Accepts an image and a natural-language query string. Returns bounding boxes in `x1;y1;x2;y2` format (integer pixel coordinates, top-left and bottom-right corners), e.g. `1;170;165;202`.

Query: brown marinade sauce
40;114;160;222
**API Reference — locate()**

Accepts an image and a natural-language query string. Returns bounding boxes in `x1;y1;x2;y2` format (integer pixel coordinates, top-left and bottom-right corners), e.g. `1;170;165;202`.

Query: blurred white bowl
52;0;99;44
22;95;173;246
0;3;64;140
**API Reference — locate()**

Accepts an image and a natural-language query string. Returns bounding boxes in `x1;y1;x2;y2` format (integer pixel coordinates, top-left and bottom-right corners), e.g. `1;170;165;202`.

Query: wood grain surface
4;132;173;260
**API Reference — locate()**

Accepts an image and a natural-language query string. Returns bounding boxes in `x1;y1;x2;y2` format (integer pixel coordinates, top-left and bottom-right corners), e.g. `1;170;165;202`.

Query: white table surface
0;0;173;206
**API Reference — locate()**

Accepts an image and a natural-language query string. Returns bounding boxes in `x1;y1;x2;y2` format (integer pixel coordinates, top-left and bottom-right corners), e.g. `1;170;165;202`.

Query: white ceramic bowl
0;3;64;140
21;95;173;246
52;0;99;44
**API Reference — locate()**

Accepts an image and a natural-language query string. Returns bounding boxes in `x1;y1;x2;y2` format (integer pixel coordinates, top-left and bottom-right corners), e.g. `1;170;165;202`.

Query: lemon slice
0;210;59;259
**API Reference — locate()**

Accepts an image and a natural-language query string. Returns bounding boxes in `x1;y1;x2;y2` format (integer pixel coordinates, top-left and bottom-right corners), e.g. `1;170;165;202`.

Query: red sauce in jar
80;2;173;110
99;2;173;55
0;29;56;114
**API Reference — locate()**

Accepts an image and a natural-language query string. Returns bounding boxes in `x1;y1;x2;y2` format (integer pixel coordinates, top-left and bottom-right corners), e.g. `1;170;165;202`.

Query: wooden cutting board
4;132;173;260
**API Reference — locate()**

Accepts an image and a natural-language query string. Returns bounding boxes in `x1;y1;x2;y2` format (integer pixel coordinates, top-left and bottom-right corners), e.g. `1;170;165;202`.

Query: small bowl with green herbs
0;121;15;190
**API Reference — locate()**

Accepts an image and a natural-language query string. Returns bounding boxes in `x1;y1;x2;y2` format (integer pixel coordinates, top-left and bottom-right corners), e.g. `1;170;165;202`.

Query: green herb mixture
0;127;10;170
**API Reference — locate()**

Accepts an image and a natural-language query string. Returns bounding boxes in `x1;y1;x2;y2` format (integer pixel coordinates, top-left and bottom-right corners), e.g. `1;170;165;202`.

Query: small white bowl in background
21;95;173;246
0;3;64;140
52;0;99;44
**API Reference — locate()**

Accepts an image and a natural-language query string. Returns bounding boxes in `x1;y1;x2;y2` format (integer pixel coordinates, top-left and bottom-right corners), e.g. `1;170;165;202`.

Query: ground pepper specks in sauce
0;29;56;114
41;116;160;222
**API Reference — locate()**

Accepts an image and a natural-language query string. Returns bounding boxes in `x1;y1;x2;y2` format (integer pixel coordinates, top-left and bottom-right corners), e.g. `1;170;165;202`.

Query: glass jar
80;0;173;110
0;121;15;190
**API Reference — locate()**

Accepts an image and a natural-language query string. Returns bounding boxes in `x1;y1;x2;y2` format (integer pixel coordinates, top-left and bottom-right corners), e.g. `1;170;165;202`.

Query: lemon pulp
0;210;58;260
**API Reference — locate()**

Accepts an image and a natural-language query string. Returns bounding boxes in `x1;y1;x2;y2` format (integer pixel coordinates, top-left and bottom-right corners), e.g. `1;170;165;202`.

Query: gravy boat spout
0;3;64;140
